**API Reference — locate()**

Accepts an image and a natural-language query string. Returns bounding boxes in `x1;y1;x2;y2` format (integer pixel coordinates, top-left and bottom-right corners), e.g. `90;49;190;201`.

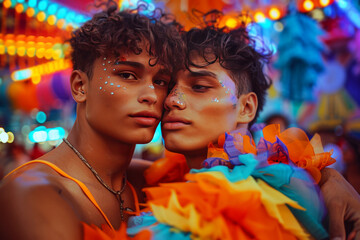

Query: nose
164;86;186;110
138;84;157;105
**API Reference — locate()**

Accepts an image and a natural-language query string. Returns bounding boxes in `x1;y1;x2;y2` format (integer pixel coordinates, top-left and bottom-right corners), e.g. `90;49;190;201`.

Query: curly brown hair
70;6;185;80
183;11;272;126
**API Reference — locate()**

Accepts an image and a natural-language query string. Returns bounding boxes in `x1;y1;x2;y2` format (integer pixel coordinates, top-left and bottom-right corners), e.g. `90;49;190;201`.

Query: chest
60;179;137;229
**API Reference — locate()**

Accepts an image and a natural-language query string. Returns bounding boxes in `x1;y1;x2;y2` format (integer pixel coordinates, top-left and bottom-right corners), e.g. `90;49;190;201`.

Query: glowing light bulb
45;49;53;59
0;45;5;55
225;18;238;29
303;0;315;11
57;19;65;29
37;12;46;22
15;3;24;13
36;48;45;58
27;47;36;57
26;8;35;18
47;15;56;25
8;46;16;56
254;12;266;23
0;132;9;143
31;75;41;84
319;0;330;7
3;0;12;9
269;7;281;20
7;132;14;143
17;46;26;56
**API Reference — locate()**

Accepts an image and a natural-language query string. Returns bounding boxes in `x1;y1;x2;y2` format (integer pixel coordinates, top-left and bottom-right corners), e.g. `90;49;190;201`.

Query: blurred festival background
0;0;359;191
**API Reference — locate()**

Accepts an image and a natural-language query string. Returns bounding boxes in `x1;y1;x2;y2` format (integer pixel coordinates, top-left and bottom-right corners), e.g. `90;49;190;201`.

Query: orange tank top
5;160;140;230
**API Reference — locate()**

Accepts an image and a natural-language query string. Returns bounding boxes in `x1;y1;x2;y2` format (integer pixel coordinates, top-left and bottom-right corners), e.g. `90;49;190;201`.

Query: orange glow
27;47;36;57
4;39;14;46
47;15;57;26
254;11;266;23
3;0;12;9
45;49;53;59
52;49;62;60
15;3;24;13
26;8;35;18
57;19;65;29
31;75;41;85
319;0;330;7
8;46;16;56
66;24;73;32
17;46;26;57
269;7;281;20
303;0;315;11
36;48;45;58
0;45;5;55
36;12;46;22
225;18;238;29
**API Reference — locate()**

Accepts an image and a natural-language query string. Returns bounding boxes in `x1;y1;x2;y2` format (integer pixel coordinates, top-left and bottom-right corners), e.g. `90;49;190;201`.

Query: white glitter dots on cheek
96;57;133;96
211;77;238;106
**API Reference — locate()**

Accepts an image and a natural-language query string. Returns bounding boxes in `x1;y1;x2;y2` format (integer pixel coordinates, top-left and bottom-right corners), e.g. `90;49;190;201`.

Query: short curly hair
183;14;272;126
70;6;185;80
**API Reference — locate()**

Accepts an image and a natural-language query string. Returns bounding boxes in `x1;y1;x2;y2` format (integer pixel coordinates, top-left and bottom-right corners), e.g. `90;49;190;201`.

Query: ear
70;70;88;103
236;92;258;124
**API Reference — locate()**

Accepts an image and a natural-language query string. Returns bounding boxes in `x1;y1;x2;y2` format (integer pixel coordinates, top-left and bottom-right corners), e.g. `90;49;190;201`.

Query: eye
118;72;137;80
192;85;211;92
153;79;169;87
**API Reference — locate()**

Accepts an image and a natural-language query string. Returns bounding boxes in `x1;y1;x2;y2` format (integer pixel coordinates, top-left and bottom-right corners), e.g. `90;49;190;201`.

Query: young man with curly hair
0;7;184;240
144;14;360;239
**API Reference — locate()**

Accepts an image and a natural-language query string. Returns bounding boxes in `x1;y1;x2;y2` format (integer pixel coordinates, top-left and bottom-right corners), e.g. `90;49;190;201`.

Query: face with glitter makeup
85;48;171;144
162;56;246;154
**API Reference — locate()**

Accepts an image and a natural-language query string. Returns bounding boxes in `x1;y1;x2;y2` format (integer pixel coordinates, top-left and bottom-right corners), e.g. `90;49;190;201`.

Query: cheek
198;102;237;131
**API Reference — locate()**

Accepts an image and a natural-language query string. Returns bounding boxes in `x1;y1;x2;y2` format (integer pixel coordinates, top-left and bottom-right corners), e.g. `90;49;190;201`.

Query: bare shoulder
0;163;82;240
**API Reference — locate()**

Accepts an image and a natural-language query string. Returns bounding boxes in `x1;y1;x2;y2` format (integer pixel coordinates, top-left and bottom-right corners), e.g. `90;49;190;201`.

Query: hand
319;168;360;240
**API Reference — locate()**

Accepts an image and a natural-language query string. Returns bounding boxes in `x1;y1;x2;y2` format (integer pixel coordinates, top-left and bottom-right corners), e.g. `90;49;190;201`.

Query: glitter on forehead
110;83;114;86
102;63;105;66
99;87;102;90
103;57;107;60
113;68;116;71
104;68;107;71
149;85;155;89
111;92;114;95
108;61;111;64
108;76;111;78
117;85;121;87
100;77;102;80
105;81;108;84
211;98;219;103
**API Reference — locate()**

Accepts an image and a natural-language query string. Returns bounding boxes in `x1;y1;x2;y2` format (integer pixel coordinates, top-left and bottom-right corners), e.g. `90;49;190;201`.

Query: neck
65;119;135;191
183;148;208;169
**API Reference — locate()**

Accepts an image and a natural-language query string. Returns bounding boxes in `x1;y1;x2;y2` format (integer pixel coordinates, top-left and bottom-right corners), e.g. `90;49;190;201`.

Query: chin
164;138;207;155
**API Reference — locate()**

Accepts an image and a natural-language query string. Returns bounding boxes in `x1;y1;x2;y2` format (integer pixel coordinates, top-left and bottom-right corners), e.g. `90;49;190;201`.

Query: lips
130;111;160;126
162;116;191;130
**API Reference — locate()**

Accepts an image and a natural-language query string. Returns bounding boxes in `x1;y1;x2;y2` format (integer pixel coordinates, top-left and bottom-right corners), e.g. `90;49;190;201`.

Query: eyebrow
113;60;145;70
187;70;217;79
